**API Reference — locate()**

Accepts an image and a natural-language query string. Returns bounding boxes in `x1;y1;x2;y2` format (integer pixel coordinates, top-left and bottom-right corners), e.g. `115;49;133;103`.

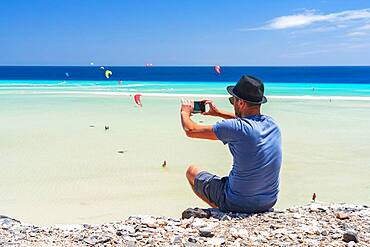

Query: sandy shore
1;203;369;246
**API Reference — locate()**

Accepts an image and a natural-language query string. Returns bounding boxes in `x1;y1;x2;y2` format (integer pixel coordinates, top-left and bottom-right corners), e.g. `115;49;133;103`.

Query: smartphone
193;101;206;114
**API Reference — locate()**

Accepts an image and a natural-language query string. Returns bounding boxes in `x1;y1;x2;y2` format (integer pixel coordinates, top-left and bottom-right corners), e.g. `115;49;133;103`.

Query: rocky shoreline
1;203;369;246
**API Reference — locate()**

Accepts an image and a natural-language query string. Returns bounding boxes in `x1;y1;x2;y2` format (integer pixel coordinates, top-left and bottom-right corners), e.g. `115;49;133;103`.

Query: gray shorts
194;171;276;213
194;171;228;211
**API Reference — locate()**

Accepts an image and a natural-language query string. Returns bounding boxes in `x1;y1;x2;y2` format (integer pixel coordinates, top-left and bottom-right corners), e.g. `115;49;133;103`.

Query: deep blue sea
1;66;370;97
1;66;370;83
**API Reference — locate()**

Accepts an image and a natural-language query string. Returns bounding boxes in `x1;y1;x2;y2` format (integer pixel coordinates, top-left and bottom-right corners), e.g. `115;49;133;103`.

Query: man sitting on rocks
180;75;282;213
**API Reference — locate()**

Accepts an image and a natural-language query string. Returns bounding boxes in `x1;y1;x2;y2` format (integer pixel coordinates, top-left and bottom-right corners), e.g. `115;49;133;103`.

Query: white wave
1;90;370;101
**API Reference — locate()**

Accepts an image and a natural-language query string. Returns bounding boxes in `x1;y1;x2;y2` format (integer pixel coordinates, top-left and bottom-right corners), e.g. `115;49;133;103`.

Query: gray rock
83;235;111;245
0;215;20;223
220;215;231;221
199;227;214;238
182;208;211;219
172;235;182;245
343;230;358;243
188;237;197;243
0;218;13;230
0;216;21;230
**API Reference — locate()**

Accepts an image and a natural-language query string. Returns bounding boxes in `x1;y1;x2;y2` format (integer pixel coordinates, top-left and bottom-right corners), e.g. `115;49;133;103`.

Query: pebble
199;227;214;237
192;218;207;229
141;217;158;228
127;240;136;247
220;215;231;221
0;218;13;230
182;208;211;219
0;203;368;246
209;237;225;246
343;230;359;243
83;235;111;245
188;237;197;243
336;212;350;220
119;225;135;234
347;241;356;247
171;235;182;245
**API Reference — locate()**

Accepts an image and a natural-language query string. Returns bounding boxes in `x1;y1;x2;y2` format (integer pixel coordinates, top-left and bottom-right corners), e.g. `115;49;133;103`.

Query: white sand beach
0;94;370;225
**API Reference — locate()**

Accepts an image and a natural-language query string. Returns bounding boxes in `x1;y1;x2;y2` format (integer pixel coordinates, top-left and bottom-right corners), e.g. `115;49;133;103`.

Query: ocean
1;66;370;98
1;66;370;225
1;66;370;83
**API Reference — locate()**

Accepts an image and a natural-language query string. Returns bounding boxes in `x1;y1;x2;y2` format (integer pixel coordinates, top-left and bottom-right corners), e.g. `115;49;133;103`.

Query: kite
134;94;142;107
105;70;112;79
214;65;221;74
65;72;70;78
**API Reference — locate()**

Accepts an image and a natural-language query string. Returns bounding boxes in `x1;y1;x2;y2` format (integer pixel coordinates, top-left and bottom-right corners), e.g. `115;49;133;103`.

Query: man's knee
186;165;201;186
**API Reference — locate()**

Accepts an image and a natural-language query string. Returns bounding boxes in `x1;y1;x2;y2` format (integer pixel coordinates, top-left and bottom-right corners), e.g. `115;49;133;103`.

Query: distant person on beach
180;75;282;213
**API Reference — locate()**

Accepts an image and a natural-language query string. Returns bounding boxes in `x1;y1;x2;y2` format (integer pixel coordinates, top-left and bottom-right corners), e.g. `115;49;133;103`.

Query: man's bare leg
186;165;218;208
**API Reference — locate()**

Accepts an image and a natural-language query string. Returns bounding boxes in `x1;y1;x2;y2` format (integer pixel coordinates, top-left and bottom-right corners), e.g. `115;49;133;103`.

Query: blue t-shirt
213;115;282;209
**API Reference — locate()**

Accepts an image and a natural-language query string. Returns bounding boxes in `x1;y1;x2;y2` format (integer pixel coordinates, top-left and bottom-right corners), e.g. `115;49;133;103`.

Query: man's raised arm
202;100;235;119
180;100;218;140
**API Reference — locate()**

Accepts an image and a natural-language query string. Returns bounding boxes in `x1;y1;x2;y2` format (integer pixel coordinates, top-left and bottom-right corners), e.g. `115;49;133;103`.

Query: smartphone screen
193;101;206;113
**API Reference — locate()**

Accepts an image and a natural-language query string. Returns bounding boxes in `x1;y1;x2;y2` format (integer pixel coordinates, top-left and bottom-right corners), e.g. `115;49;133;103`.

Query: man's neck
239;109;261;118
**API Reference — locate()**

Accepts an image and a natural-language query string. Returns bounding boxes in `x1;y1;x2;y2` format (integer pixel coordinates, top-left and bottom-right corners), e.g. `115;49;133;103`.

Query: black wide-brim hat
227;75;267;104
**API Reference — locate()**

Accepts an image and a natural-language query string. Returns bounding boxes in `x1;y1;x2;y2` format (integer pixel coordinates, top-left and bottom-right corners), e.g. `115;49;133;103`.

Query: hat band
233;88;263;103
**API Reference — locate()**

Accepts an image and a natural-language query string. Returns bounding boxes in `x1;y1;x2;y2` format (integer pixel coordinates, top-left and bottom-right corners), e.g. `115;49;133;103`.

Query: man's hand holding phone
202;100;221;117
180;99;194;115
181;99;223;117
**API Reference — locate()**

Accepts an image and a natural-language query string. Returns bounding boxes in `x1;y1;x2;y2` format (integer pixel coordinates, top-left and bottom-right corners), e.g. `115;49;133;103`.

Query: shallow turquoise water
1;80;370;97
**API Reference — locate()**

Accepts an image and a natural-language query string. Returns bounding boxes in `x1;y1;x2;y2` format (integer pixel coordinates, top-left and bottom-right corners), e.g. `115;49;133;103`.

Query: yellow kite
105;70;112;79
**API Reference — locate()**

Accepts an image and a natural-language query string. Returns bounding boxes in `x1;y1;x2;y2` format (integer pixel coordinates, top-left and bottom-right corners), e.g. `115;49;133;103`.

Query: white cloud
346;31;368;37
265;11;329;29
255;8;370;30
356;24;370;30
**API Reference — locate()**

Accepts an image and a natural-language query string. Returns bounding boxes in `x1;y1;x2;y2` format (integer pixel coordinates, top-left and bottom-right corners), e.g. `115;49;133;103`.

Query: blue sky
1;0;370;66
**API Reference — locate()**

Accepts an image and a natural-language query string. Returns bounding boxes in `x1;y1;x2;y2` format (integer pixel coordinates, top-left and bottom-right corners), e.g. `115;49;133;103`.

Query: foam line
1;90;370;101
